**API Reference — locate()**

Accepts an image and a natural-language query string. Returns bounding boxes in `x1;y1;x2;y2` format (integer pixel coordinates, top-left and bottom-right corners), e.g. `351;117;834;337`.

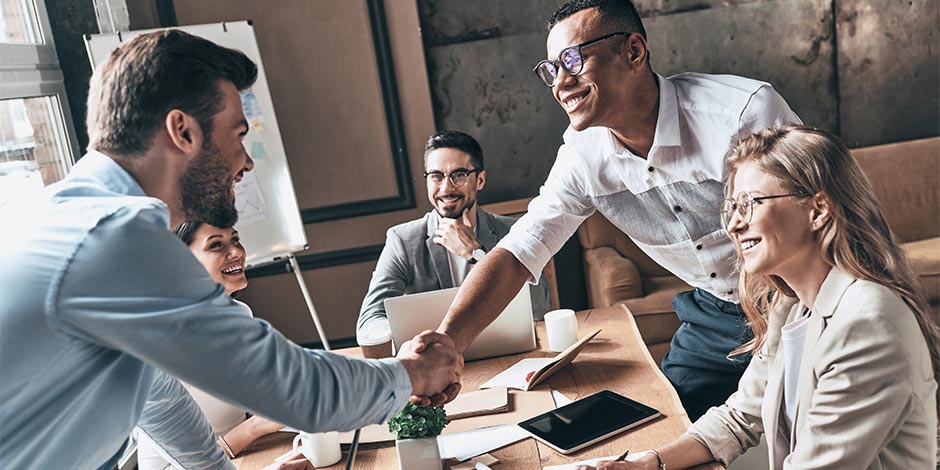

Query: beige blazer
686;267;937;469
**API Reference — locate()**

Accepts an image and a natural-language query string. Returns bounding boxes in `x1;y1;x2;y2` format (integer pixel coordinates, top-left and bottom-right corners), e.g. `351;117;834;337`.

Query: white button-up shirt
498;73;801;302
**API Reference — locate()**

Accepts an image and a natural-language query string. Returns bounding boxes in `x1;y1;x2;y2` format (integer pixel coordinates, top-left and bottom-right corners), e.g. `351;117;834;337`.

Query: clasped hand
396;330;463;407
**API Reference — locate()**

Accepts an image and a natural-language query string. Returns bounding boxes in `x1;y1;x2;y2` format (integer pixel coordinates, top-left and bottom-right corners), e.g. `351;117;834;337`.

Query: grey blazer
356;207;551;340
686;267;937;469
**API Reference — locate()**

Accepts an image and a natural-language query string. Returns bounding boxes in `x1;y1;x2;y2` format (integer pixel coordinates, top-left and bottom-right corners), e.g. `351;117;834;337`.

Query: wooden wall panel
172;0;410;216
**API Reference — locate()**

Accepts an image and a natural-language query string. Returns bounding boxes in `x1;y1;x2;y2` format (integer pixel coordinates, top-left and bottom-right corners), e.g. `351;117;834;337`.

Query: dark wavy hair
87;29;257;156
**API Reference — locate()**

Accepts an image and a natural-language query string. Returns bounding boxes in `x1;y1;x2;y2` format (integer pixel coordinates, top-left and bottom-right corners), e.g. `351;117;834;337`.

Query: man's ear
625;33;649;66
810;192;832;232
476;169;486;191
164;109;202;155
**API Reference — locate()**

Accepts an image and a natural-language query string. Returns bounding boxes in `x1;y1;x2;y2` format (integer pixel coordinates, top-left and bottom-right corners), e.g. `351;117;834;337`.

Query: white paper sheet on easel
437;424;530;461
543;451;644;469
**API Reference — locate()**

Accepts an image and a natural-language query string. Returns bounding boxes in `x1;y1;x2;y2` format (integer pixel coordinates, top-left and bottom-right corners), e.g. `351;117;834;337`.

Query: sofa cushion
852;138;940;244
583;246;643;307
617;276;689;344
903;237;940;304
578;212;673;277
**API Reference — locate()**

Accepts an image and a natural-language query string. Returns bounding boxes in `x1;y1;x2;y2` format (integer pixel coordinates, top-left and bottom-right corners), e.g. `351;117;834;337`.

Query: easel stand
288;253;331;351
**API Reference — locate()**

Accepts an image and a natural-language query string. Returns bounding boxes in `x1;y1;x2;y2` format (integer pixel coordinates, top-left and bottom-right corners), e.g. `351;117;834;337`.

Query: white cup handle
292;433;302;452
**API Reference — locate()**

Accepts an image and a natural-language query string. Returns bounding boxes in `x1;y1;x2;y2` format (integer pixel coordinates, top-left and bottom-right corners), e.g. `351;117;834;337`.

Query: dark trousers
660;289;753;420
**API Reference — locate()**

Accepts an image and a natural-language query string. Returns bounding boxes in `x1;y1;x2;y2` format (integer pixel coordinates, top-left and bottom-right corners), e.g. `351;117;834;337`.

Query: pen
615;449;630;461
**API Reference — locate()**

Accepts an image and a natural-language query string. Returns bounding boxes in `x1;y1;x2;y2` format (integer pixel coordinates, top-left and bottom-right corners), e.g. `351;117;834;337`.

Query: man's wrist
467;247;486;264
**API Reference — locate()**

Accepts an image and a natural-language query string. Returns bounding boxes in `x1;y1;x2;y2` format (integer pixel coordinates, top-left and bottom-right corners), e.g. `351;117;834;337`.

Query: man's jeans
661;289;753;420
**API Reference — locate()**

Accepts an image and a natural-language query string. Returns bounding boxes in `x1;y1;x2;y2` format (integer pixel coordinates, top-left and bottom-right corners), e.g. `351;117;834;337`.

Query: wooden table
235;305;721;469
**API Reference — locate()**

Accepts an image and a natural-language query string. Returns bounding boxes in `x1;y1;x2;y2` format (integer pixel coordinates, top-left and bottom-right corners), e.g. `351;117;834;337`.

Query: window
0;0;79;208
1;0;43;44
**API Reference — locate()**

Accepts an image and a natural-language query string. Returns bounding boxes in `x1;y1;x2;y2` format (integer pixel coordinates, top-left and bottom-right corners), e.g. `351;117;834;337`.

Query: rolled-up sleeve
50;208;411;434
497;145;595;282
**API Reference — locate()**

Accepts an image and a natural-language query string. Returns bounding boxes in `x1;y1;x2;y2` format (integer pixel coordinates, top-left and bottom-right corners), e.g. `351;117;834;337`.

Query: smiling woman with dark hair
137;222;290;470
580;126;938;470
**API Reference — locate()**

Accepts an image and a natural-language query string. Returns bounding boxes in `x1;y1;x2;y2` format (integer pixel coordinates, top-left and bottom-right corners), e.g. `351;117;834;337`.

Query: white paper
542;451;644;469
450;453;499;470
479;357;554;390
234;170;268;226
551;389;574;408
438;424;531;461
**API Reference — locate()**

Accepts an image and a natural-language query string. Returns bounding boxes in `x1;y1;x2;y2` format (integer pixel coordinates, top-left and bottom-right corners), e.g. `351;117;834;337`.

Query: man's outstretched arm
439;248;530;351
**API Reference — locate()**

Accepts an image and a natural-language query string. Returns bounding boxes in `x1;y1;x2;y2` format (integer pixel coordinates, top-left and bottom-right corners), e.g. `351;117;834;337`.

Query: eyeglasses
533;32;629;87
721;191;810;228
424;168;481;186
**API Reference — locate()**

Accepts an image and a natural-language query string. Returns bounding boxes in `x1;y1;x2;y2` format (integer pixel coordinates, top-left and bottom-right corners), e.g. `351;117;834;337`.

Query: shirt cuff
495;235;553;284
378;358;412;417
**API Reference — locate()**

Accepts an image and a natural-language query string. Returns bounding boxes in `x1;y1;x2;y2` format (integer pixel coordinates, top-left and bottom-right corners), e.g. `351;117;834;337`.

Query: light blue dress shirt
0;151;412;470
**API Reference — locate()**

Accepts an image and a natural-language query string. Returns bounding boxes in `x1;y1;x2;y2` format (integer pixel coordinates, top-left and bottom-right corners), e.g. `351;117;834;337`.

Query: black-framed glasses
533;32;630;87
423;168;481;186
721;191;810;228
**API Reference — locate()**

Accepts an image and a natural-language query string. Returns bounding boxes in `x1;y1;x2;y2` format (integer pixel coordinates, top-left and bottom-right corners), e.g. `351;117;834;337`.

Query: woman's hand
261;451;314;470
245;415;286;436
576;451;662;469
220;415;286;457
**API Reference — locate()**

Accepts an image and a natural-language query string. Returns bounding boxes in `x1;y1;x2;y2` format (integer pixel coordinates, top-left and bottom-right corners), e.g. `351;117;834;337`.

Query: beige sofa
578;137;940;365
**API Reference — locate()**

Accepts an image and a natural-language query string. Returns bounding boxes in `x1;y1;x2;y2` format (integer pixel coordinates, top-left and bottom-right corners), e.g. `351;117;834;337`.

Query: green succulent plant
388;403;449;440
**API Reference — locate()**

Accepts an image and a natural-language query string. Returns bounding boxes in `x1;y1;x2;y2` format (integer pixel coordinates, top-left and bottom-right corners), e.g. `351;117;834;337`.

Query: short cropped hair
548;0;647;40
86;29;258;156
424;130;484;170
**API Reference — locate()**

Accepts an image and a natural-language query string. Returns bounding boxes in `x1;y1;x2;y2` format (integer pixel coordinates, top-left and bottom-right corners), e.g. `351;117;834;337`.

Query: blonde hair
723;126;939;385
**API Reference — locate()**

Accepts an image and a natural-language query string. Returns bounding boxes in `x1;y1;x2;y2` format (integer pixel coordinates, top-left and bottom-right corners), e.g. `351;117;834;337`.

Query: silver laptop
385;286;536;361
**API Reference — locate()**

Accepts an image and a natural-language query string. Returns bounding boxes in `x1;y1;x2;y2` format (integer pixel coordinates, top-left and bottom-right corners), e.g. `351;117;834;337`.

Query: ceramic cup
358;328;394;359
291;431;342;467
544;309;578;352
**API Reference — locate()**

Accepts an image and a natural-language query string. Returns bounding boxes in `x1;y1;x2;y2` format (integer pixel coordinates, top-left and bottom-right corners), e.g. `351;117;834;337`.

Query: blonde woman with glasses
580;126;938;470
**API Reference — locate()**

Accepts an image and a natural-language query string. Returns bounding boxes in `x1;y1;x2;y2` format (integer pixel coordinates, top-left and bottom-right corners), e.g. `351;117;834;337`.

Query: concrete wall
44;0;938;344
419;0;940;202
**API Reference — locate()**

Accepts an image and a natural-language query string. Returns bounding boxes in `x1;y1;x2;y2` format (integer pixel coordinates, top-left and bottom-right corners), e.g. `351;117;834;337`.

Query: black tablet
518;390;661;454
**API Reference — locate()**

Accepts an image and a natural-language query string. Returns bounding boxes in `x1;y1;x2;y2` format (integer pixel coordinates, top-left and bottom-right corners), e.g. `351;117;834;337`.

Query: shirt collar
70;150;148;198
651;73;681;148
604;73;681;160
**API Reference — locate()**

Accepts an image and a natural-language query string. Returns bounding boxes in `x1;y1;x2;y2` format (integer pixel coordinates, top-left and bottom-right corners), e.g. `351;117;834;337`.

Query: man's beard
436;195;475;219
179;140;239;228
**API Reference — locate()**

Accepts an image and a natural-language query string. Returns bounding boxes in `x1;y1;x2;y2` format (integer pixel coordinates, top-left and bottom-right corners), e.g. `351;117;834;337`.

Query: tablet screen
518;390;660;453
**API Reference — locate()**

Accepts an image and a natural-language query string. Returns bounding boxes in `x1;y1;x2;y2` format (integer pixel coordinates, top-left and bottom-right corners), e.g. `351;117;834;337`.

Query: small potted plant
388;403;449;470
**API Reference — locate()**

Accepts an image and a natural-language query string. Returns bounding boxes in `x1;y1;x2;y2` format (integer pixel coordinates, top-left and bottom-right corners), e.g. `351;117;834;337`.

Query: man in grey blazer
357;131;551;343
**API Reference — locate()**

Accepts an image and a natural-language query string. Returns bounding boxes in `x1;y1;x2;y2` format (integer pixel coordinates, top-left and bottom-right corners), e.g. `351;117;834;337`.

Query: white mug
544;309;579;352
291;431;342;467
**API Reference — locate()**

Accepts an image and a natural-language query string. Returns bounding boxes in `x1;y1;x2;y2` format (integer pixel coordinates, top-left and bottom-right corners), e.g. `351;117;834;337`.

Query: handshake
395;330;464;407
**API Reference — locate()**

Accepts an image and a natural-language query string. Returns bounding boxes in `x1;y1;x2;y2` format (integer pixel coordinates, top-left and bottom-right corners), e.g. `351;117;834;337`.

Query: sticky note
251;142;266;160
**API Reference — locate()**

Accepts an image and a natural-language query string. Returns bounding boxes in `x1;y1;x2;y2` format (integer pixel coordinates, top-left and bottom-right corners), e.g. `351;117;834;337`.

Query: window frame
0;0;80;177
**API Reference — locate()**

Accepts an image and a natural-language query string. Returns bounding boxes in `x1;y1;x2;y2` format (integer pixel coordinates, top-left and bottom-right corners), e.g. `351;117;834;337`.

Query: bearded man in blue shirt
0;30;461;470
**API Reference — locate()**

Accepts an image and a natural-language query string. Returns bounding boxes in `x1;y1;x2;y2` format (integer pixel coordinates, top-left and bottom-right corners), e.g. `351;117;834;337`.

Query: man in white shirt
419;0;800;419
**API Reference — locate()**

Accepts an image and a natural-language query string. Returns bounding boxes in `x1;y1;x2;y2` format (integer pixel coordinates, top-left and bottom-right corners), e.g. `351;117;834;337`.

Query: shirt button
648;166;655;172
696;244;703;250
710;272;717;278
674;205;682;212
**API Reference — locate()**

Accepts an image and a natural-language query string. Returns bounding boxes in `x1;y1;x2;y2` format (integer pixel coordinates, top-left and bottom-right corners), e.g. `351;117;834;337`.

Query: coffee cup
544;309;579;352
291;431;342;467
358;328;393;359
